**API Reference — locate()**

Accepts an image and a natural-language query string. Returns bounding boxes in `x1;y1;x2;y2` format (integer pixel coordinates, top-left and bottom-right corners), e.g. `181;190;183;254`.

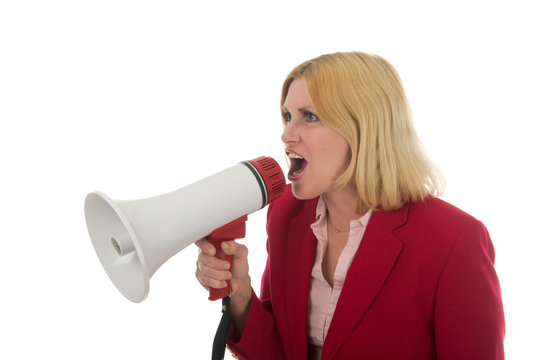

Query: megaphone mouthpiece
241;157;285;206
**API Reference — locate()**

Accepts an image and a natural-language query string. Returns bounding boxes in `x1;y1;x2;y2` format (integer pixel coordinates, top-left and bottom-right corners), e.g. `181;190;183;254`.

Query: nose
281;121;300;144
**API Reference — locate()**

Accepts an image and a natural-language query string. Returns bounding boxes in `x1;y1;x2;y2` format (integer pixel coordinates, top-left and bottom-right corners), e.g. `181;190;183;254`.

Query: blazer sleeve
434;220;505;359
226;258;286;359
226;199;287;359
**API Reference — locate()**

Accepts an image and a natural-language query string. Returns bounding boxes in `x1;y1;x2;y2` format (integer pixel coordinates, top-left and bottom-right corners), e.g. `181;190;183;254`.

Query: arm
434;221;505;359
196;236;287;359
226;249;287;359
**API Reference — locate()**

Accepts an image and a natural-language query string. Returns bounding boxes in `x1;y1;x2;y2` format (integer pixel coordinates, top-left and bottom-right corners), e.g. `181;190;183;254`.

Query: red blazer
228;186;505;359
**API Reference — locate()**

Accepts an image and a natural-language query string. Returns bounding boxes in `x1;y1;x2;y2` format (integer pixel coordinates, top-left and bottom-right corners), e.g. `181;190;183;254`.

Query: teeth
288;152;304;159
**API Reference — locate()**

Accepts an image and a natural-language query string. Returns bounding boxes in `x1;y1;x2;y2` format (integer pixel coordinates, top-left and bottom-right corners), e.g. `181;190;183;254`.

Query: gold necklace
327;218;350;233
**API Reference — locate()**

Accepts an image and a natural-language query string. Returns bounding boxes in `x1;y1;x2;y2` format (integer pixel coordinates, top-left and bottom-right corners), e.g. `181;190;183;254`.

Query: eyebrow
281;105;317;113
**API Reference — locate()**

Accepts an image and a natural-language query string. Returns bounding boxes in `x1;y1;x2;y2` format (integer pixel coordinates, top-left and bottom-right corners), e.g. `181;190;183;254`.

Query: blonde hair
281;52;444;213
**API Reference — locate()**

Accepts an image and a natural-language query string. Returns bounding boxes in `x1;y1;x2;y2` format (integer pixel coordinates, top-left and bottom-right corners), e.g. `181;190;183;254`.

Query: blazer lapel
282;199;318;359
322;204;409;359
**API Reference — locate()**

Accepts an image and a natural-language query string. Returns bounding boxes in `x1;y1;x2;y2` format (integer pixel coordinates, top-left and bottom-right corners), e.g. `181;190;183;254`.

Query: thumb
221;240;247;258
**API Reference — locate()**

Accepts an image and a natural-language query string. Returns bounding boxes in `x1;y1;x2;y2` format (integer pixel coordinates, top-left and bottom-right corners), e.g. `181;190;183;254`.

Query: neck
323;185;366;230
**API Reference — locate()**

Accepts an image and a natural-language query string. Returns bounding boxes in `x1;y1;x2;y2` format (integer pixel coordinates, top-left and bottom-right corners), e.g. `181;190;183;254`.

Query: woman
196;52;505;359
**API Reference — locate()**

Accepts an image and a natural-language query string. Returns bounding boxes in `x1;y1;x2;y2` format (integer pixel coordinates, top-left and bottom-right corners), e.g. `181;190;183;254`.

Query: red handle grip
206;215;248;301
208;238;233;301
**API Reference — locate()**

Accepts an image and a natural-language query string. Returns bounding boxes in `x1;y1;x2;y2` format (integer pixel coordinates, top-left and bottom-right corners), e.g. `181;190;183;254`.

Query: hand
195;238;253;333
196;237;232;291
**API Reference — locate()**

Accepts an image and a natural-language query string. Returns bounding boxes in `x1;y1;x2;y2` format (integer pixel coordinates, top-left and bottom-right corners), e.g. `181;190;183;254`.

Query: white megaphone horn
84;156;285;303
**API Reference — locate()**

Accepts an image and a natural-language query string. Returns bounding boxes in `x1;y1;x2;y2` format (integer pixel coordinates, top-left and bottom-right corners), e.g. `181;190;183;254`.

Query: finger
194;271;210;291
196;270;226;290
195;238;216;256
221;240;248;258
198;252;231;271
196;266;232;289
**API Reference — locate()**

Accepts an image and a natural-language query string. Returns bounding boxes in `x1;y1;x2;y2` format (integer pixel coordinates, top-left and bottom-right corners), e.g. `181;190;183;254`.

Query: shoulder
393;196;491;254
266;184;317;231
412;196;476;218
267;184;315;218
408;196;485;233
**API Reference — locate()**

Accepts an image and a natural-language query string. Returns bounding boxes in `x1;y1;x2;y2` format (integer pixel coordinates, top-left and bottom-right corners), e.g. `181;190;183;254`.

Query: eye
304;111;319;123
282;111;292;123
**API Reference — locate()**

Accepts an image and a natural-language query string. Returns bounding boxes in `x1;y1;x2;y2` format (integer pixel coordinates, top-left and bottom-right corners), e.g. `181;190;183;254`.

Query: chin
291;182;320;201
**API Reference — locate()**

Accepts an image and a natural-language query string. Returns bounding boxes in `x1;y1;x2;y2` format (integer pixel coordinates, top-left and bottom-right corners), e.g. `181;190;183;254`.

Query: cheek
311;127;351;175
331;139;351;171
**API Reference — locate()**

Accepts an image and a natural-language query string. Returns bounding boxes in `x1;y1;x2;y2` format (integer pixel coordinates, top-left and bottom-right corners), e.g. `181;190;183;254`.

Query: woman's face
281;78;351;200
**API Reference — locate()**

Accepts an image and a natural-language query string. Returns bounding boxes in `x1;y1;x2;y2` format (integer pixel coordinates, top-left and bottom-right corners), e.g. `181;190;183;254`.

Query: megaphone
85;156;285;303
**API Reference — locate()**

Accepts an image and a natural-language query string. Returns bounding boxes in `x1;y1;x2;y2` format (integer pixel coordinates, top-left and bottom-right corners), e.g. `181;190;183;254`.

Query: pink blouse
307;196;372;358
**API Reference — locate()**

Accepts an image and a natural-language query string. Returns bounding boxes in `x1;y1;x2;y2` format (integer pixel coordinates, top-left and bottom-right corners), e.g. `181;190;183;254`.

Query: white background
1;0;538;358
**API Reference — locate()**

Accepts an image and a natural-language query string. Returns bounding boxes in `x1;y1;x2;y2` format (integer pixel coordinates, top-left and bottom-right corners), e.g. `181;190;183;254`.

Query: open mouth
287;151;307;181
